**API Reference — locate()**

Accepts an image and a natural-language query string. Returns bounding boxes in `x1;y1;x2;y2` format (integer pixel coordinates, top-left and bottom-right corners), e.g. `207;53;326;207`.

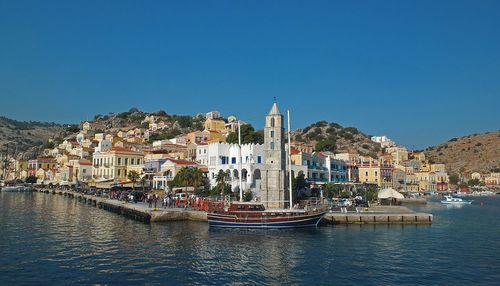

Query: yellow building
92;147;144;182
204;118;227;133
358;156;393;188
186;131;206;144
387;146;408;165
430;163;446;172
203;130;226;143
410;151;426;162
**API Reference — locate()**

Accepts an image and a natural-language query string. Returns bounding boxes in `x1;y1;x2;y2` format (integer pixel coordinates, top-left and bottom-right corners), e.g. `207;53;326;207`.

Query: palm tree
215;170;229;196
140;176;146;192
128;171;140;191
173;167;190;193
191;168;205;189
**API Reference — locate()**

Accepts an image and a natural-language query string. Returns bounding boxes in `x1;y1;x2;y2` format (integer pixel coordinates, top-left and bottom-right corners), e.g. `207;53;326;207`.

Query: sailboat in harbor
207;102;327;228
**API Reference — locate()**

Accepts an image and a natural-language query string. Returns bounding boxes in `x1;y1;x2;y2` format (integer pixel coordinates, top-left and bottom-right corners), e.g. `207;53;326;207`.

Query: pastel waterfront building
291;150;328;183
68;159;92;182
28;157;57;177
334;153;360;182
471;172;486;182
319;151;348;183
484;173;499;186
92;147;144;183
357;156;394;189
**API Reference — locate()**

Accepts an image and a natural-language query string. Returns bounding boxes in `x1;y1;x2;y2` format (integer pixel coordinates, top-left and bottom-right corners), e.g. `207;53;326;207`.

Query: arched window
270;117;275;127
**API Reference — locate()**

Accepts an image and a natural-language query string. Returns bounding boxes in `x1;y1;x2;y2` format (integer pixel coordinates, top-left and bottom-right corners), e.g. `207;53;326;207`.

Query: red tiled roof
316;152;328;158
290;148;300;155
79;160;92;166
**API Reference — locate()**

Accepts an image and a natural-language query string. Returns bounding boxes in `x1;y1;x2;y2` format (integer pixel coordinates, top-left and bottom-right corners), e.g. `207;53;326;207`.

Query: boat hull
208;212;326;229
440;201;473;205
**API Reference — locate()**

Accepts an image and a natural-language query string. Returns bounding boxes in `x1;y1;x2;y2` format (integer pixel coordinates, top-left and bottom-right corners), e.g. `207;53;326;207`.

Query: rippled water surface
1;192;499;285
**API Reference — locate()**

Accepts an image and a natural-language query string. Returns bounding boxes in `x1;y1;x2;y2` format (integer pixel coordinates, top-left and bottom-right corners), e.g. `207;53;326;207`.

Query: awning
378;188;404;199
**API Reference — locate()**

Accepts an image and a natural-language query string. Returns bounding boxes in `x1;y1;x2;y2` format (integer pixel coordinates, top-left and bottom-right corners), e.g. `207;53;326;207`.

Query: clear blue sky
1;0;499;149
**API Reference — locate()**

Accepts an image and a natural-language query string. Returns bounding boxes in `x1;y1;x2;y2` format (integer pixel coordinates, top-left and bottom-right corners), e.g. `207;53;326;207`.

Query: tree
243;190;253;202
127;171;140;191
176;116;193;128
322;183;343;198
315;137;336;152
211;170;231;196
292;173;307;192
171;167;206;193
449;174;459;185
140;176;147;192
129;107;140;113
43;141;55;149
364;188;378;203
25;176;37;184
155;110;168;117
226;124;264;144
467;178;481;187
66;125;80;133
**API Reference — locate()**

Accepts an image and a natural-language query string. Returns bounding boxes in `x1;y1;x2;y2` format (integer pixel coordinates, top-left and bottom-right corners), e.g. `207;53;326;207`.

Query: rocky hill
91;108;206;141
292;121;382;157
424;131;500;175
0;117;69;159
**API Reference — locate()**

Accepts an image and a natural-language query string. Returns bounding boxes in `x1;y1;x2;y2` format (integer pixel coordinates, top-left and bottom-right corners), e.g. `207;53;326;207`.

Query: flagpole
288;110;293;209
238;120;243;202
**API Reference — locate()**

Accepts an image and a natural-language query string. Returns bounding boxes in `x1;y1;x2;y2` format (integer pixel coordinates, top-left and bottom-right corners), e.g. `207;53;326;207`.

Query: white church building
197;142;265;196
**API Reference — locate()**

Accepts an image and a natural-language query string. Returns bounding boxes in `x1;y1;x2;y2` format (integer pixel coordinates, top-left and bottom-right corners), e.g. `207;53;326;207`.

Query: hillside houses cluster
2;108;470;194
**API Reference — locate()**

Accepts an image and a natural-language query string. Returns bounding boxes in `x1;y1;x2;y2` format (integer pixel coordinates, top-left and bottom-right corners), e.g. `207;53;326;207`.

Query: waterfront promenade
33;188;432;225
35;188;207;223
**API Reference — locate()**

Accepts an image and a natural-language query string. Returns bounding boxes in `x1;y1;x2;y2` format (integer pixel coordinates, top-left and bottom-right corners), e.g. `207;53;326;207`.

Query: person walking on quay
147;194;152;208
154;194;158;208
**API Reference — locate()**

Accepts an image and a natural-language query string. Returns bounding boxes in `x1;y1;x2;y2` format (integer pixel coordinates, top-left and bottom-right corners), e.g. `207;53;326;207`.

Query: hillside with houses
1;105;499;195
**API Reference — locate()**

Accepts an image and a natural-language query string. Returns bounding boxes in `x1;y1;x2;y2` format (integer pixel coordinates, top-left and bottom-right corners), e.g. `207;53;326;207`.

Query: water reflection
1;192;500;285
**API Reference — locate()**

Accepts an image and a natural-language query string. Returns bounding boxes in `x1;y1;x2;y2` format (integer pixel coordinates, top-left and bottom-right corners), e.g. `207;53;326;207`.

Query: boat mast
287;110;293;209
238;120;243;202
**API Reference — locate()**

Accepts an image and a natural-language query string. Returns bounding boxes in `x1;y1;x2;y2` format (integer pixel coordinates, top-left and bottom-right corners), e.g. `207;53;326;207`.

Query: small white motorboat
0;186;33;192
441;195;473;205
